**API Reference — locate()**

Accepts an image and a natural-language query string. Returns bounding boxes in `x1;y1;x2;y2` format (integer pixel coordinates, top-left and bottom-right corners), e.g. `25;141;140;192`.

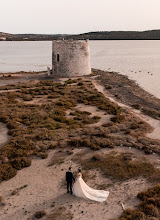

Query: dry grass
0;164;17;182
120;184;160;219
0;78;159;182
48;206;73;220
48;151;68;166
78;152;160;182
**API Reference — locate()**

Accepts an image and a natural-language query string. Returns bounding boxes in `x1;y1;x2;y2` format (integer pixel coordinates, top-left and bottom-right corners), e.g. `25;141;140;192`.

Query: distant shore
1;29;160;41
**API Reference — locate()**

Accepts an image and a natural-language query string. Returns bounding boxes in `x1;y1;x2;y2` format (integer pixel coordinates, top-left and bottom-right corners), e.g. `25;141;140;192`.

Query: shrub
99;139;114;148
38;153;48;159
10;157;31;170
48;143;57;150
22;95;33;101
69;110;91;116
120;209;145;220
7;121;18;129
121;184;160;219
139;203;159;217
77;82;84;86
0;164;17;182
105;85;112;90
65;79;77;84
137;185;160;201
132;104;141;110
68;138;91;148
111;114;125;123
7;148;27;158
0;115;7;123
130;122;140;130
34;210;46;219
80;153;160;181
90;144;101;151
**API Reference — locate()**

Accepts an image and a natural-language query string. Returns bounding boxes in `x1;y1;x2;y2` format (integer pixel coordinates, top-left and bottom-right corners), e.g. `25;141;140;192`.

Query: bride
72;169;109;202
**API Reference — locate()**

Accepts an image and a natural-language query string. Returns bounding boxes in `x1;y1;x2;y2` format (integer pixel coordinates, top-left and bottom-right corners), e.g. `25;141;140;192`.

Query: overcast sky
1;0;160;34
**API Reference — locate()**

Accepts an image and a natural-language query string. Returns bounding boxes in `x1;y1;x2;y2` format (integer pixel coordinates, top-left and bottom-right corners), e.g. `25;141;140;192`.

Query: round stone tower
52;40;91;77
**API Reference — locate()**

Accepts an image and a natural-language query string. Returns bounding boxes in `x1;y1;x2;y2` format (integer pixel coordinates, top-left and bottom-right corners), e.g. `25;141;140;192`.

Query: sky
0;0;160;34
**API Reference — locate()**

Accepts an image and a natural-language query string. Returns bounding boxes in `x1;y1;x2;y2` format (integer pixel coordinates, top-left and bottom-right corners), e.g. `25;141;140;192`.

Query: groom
66;167;75;194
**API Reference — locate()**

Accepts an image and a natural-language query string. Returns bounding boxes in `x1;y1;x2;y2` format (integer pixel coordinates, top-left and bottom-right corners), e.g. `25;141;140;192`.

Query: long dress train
72;173;109;202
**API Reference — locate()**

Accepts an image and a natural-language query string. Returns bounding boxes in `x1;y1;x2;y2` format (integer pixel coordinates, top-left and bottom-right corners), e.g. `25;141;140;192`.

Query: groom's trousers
67;181;72;193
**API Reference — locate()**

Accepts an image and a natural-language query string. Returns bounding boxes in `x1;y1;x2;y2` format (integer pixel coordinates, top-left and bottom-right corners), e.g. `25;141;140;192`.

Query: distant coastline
1;29;160;41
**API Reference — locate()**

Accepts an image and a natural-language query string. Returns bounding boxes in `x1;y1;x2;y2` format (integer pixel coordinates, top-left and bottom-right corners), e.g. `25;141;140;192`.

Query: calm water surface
0;40;160;98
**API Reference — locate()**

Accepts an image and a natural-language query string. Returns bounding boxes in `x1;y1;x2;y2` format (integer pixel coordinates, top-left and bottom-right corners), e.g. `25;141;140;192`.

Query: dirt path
92;80;160;141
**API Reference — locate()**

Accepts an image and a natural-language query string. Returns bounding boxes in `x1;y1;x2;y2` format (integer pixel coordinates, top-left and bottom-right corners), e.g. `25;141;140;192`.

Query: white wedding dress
73;173;109;202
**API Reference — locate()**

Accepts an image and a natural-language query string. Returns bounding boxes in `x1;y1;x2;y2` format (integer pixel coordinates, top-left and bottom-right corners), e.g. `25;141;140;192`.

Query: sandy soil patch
66;103;113;127
0;147;156;220
0;89;20;93
0;123;9;148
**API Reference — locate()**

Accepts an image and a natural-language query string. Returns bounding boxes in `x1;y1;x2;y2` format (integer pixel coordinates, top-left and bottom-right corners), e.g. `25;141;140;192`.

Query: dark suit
66;170;75;194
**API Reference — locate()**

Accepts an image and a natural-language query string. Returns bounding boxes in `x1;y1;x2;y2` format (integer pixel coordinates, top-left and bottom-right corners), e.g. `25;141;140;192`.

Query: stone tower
52;40;91;77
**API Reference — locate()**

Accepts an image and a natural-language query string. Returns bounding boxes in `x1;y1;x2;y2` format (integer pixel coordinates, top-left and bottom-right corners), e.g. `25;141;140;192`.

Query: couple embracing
66;167;109;202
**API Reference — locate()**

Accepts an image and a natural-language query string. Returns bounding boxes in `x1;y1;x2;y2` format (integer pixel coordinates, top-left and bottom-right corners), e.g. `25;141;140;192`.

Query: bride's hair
78;168;81;173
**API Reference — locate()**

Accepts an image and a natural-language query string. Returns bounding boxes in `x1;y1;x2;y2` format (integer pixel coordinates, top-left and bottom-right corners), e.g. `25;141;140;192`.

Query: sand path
0;123;9;149
92;80;160;140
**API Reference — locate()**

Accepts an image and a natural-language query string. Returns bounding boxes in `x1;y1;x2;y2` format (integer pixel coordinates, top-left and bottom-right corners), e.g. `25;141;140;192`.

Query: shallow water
0;40;160;98
90;40;160;99
0;41;52;73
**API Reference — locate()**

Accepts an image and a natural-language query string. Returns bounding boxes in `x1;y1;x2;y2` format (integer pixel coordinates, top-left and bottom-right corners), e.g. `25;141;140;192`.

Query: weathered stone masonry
52;40;91;77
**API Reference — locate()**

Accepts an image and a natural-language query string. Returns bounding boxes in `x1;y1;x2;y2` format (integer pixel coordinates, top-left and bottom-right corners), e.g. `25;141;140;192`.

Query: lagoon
0;40;160;98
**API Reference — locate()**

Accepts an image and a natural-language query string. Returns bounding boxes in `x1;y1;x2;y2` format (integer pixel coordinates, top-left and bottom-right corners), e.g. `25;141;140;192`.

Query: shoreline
91;69;160;121
0;68;160;121
1;68;160;100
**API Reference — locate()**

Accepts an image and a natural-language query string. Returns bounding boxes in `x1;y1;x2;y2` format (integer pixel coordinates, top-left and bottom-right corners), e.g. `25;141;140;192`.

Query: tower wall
52;40;91;77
